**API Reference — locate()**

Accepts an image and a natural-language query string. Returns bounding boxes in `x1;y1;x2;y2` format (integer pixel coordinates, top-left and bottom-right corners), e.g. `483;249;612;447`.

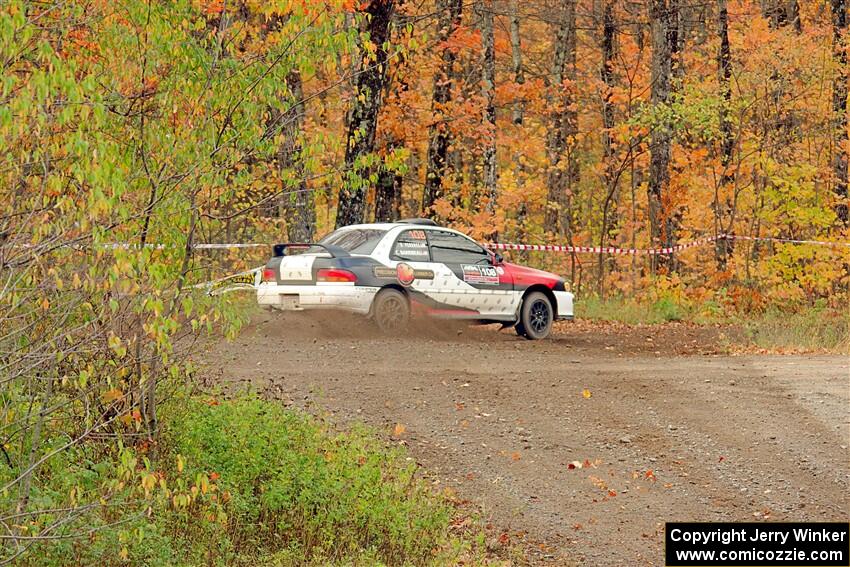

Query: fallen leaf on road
582;389;592;399
589;475;609;490
393;423;406;437
568;461;582;470
607;490;617;497
511;451;521;461
718;455;725;462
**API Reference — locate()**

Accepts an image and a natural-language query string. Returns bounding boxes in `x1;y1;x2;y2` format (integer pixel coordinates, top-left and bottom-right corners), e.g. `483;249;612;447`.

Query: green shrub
651;297;684;321
159;396;453;566
17;396;474;566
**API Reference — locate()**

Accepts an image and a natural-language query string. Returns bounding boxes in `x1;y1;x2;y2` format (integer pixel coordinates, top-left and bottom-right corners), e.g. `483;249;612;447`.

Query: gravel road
204;313;850;566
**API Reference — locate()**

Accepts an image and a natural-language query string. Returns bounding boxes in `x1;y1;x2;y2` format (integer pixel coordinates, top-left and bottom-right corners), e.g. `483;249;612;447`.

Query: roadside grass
17;395;495;567
741;308;850;353
160;395;478;566
575;296;687;325
575;296;850;353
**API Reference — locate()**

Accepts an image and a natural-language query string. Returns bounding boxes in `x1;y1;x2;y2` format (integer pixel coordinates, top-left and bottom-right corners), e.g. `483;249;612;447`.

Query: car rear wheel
373;288;410;334
516;291;553;340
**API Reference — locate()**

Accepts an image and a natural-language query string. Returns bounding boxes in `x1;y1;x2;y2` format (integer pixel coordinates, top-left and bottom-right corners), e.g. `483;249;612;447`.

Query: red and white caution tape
721;234;850;248
10;235;846;256
485;234;850;255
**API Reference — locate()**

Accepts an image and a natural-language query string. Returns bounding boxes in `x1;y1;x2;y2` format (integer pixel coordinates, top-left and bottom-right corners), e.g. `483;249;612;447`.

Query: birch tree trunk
508;0;529;240
509;0;524;126
477;0;498;212
597;0;617;295
336;0;395;228
280;72;315;242
715;0;734;269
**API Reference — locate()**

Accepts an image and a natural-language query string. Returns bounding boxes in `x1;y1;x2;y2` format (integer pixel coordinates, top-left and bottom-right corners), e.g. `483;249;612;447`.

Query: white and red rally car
257;219;573;339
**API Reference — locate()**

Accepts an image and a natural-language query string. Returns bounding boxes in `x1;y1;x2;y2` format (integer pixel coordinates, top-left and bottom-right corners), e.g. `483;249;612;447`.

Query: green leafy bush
15;396;473;566
651;297;684;322
158;396;453;566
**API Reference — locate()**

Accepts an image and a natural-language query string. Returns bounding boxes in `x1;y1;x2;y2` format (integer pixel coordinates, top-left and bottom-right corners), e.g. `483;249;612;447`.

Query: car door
384;228;460;314
425;230;518;319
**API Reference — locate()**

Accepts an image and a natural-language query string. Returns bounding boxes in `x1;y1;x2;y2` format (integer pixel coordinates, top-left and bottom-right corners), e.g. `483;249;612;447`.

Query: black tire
517;291;553;340
514;321;527;338
372;288;410;334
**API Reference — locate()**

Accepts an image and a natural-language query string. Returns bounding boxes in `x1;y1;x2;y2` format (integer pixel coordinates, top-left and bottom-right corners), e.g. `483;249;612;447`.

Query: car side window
390;229;431;262
428;230;489;264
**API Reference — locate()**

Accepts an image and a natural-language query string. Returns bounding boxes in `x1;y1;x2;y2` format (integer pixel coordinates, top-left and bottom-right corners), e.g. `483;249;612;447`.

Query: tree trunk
762;0;802;29
509;0;524;126
336;0;395;228
279;72;315;242
598;0;617;296
834;0;848;225
374;161;402;221
544;1;579;239
789;0;802;33
648;0;677;272
714;0;735;269
422;0;463;214
509;0;528;240
375;6;412;223
478;0;498;212
762;0;788;27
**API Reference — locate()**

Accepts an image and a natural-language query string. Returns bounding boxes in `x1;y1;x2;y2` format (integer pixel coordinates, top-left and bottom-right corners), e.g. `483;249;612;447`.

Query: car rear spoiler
272;243;351;258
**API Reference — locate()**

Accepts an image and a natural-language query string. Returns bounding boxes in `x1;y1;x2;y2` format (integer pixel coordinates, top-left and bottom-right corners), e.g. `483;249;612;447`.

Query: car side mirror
491;252;504;265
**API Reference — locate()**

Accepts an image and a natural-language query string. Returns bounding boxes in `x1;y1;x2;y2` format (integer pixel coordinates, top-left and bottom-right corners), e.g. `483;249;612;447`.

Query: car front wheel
516;291;553;340
372;288;410;334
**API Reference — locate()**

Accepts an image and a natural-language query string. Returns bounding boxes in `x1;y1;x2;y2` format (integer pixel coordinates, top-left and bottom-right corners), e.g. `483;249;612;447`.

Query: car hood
501;262;563;289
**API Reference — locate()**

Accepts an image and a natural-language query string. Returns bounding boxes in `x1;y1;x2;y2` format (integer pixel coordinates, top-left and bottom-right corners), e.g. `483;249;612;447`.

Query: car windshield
312;228;387;255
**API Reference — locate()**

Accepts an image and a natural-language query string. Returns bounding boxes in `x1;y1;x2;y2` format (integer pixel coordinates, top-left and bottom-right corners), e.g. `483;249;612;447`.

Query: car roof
335;222;458;232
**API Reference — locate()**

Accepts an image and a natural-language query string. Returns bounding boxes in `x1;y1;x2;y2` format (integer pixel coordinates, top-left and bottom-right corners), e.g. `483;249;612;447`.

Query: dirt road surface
204;313;850;566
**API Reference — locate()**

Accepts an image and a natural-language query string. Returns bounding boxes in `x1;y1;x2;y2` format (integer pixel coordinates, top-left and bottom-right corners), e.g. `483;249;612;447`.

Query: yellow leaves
108;334;126;357
177;454;184;473
101;388;123;403
140;472;157;495
582;389;592;399
198;474;209;495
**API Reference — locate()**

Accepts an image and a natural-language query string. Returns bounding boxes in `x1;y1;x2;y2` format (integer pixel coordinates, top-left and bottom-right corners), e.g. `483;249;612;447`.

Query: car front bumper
553;290;574;320
256;283;378;315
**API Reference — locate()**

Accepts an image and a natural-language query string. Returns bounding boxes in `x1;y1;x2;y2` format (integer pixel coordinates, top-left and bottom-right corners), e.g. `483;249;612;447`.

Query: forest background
0;0;848;564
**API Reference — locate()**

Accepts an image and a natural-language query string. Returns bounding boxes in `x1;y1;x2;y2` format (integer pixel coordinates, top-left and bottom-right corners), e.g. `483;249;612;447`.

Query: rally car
257;219;573;339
